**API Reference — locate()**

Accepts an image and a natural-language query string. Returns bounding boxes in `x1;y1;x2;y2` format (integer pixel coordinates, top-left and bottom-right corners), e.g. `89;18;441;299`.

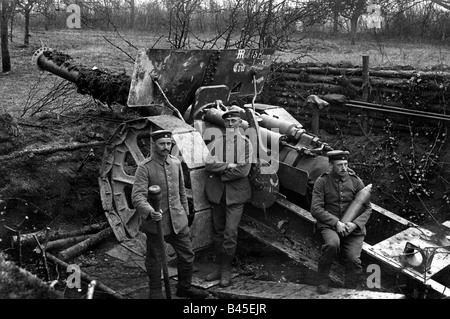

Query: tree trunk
333;9;339;34
8;1;13;42
24;8;30;46
129;0;135;30
1;0;10;72
350;15;359;45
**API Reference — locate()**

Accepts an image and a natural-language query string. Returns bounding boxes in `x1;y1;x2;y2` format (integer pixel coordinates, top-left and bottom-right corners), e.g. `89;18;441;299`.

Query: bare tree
1;0;11;72
35;0;59;31
15;0;38;46
340;0;368;44
8;0;15;41
164;0;202;49
127;0;135;29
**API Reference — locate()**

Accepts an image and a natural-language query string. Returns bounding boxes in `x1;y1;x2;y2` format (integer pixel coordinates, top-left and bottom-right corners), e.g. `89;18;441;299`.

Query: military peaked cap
327;150;349;162
222;109;241;120
151;130;172;141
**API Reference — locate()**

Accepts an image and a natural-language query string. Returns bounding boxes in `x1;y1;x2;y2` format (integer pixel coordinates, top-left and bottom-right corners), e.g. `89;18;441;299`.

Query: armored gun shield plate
127;48;275;115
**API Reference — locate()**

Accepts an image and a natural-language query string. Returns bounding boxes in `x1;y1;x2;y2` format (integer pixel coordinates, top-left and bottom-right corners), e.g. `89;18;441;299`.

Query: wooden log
58;227;114;261
271;86;450;108
45;252;124;299
274;64;450;81
276;65;362;76
371;69;450;80
273;72;342;84
361;55;370;133
274;80;347;92
271;87;450;114
0;141;105;162
12;221;108;247
45;234;94;252
273;72;450;91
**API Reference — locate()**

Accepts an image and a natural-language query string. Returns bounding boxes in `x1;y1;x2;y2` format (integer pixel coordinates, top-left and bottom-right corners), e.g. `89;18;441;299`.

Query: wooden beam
362;242;450;298
211;278;405;299
275;197;316;224
239;214;345;285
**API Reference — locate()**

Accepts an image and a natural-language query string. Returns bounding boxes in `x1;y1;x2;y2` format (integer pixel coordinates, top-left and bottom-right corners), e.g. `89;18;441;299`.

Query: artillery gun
32;47;450;298
32;47;332;255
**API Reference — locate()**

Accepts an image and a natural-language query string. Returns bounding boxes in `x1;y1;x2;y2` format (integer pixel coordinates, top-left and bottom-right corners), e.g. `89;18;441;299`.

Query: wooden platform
209;277;405;299
274;198;450;298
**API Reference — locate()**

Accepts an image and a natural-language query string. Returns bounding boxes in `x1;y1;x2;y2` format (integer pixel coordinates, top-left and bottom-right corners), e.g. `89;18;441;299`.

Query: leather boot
316;265;330;295
148;272;163;299
205;266;221;281
316;274;330;294
345;272;364;289
219;254;233;288
205;253;222;281
176;265;209;299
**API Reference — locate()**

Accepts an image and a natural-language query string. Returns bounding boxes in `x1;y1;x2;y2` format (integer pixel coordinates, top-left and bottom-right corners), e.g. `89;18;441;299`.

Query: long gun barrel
32;47;131;107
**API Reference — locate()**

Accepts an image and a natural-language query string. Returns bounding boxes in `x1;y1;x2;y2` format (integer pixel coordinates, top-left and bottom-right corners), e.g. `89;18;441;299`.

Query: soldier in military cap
132;129;208;299
204;108;253;287
311;150;372;294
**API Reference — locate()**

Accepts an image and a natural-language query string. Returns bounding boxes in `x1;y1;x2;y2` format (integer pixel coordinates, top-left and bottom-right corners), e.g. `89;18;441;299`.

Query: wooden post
361;55;370;133
311;106;320;135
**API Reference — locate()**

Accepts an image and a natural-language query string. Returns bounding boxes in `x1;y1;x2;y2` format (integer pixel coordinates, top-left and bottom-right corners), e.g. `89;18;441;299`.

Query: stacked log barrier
261;61;450;135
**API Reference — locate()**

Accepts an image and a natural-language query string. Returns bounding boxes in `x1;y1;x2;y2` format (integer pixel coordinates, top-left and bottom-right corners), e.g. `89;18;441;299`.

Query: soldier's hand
335;221;347;237
150;209;162;221
344;222;358;236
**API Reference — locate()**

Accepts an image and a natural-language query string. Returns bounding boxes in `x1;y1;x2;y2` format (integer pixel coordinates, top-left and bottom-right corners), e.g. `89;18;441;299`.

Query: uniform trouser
210;196;245;258
145;226;195;291
318;227;365;279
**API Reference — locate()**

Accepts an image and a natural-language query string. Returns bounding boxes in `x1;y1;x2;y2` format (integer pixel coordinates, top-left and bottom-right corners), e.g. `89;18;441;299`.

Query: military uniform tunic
132;154;189;236
204;132;253;257
311;168;372;278
131;153;194;295
311;168;371;235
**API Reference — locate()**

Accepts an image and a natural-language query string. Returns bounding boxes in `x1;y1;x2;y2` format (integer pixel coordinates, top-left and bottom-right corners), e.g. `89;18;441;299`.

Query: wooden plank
275;197;316;223
239;214;345;285
370;203;414;226
363;242;450;298
275;197;450;297
369;227;450;278
211;278;405;299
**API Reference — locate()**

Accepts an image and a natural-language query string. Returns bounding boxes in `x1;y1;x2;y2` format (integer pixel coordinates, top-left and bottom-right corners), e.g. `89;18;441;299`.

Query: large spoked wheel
98;118;155;255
